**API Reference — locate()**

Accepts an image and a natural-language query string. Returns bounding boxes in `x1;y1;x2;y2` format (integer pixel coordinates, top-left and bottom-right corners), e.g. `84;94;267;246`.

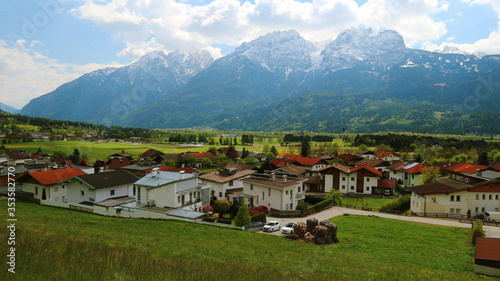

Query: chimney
152;167;159;177
476;169;482;177
271;173;275;181
180;170;185;180
182;164;185;168
283;175;287;183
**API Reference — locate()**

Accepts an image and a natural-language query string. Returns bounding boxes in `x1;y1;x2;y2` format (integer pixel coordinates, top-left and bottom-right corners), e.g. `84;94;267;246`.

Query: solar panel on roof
403;163;419;170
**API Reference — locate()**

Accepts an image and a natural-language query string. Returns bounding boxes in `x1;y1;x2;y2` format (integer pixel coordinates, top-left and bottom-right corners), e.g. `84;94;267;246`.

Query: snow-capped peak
230;29;316;71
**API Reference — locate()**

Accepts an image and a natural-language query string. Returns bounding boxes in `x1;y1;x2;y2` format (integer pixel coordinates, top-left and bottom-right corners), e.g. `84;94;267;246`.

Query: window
81;190;84;196
483;194;486;200
90;198;94;202
342;185;346;190
482;207;485;212
342;177;346;181
219;192;222;198
350;186;354;190
62;185;65;189
290;203;293;210
366;186;369;191
250;184;253;191
228;181;233;187
35;186;38;195
298;186;301;193
110;190;115;196
490;195;493;200
177;196;180;203
54;186;58;192
476;194;479;200
475;207;479;213
496;195;499;200
456;195;461;202
456;208;461;214
268;188;271;196
133;186;136;196
450;208;454;214
393;171;396;174
351;177;354;181
367;178;370;182
262;191;265;200
450;195;454;202
286;190;289;195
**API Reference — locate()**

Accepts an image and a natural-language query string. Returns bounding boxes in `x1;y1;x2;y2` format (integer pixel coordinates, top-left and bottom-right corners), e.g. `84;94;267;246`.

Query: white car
282;222;295;234
263;221;280;232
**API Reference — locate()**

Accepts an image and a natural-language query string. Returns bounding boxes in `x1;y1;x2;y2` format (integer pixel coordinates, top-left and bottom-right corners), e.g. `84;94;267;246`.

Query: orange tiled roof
29;168;86;185
446;163;488;174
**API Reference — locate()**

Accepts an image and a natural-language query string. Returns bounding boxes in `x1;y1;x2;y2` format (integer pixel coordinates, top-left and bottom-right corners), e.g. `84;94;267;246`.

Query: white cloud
0;40;122;109
68;0;459;58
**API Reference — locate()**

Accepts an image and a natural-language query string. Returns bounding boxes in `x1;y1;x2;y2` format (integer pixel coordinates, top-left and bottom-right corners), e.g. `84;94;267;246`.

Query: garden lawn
341;197;399;209
0;202;487;280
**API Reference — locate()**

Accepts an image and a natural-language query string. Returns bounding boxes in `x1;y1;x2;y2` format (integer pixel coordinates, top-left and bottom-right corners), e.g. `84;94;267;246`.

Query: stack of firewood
291;218;339;244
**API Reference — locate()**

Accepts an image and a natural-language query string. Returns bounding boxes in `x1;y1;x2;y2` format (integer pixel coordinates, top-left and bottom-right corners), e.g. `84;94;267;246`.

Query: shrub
201;217;216;222
296;202;309;215
213;200;230;215
229;204;239;218
234;199;251;229
380;195;411;212
314;199;334;212
251;212;267;223
202;204;213;213
217;218;232;225
325;189;342;206
472;218;485;246
305;195;326;205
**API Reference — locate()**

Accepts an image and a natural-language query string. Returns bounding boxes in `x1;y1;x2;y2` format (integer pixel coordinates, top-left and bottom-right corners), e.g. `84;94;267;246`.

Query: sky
1;0;499;109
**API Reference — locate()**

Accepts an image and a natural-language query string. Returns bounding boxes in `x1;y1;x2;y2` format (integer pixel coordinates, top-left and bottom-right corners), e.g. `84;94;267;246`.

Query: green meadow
0;202;491;280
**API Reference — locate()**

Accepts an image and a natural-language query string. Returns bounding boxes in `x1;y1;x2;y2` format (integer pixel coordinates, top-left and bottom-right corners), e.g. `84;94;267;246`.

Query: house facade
199;165;257;200
20;168;87;202
319;163;382;195
134;170;210;212
240;173;307;211
63;170;139;204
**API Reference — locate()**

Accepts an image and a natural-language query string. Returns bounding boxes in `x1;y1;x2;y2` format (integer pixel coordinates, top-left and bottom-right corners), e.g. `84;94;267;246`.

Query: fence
412;212;468;219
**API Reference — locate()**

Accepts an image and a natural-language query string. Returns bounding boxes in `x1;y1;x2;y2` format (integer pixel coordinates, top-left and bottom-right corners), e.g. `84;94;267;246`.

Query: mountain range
20;27;500;134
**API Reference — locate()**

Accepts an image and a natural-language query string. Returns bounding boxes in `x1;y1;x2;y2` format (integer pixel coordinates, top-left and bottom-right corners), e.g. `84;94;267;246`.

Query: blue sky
1;0;499;109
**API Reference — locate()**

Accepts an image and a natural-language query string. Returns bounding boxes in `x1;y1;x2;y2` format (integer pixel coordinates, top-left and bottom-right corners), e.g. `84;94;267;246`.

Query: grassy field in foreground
0;202;492;280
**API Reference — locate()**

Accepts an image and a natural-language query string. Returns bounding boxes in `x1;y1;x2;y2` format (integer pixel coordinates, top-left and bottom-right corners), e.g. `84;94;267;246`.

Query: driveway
265;206;500;238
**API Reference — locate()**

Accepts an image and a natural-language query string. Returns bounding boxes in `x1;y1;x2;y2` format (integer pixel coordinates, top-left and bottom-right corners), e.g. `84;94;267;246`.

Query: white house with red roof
240;173;307;210
319;163;383;195
373;151;400;162
19;168;87;202
401;163;431;188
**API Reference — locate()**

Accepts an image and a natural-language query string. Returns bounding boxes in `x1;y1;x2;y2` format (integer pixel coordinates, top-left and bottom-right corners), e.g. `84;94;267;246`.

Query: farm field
0;202;489;280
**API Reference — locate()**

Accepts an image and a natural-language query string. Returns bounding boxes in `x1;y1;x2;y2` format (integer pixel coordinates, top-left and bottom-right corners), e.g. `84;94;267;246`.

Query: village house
199;164;257;200
358;150;376;159
386;160;406;182
373;150;400;162
19;168;87;202
134;170;210;212
445;163;490;184
400;163;431;188
333;154;364;166
187;152;218;168
109;150;134;160
319;163;383;195
23;158;50;172
138;149;166;162
0;166;27;185
240;173;307;211
61;170;139;204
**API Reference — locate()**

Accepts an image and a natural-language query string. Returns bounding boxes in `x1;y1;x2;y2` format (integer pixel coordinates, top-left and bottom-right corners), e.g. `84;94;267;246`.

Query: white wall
95;183;133;202
324;174;334;193
243;182;301;211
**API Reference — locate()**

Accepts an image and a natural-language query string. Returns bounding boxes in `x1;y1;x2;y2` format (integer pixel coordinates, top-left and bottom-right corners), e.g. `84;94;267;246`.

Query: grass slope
0;202;490;280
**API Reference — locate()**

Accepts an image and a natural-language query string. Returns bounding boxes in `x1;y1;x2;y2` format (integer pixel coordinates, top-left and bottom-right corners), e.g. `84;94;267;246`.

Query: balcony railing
295;193;305;200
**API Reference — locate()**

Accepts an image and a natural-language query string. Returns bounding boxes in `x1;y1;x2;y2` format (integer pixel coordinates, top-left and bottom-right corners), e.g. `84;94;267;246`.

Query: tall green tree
300;136;311;157
234;198;251;229
270;146;278;157
478;152;489;166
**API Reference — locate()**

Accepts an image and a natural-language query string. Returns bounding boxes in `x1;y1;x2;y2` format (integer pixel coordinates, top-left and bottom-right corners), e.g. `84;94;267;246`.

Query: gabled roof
105;158;132;170
270;158;294;168
143;165;174;173
386;160;406;171
334;154;363;163
75;170;139;189
409;176;473;195
28;168;86;185
401;163;430;174
374;151;399;157
293;157;326;167
199;169;256;183
349;165;383;177
274;164;307;176
354;159;388;168
223;163;256;171
188;152;217;162
445;163;489;174
278;154;302;161
318;163;349;173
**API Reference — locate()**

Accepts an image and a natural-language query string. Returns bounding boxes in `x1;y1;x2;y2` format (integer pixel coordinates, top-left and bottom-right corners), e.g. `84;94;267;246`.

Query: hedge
314;198;334;212
380;194;411;212
251;212;267;223
217;218;233;225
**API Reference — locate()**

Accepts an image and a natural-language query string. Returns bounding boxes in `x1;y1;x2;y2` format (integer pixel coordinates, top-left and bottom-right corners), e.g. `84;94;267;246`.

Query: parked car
263;221;280;232
253;205;269;213
282;222;295;234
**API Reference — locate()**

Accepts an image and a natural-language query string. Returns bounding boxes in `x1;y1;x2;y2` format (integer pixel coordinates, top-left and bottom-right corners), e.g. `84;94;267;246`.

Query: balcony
295;193;305;200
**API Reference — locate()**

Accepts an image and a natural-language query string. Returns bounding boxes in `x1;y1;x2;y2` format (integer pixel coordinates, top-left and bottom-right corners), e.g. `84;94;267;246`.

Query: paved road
262;206;500;238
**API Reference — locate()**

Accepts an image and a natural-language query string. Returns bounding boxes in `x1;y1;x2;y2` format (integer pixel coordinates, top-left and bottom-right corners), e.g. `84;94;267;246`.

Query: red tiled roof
293;157;324;166
493;163;500;172
386;160;405;171
334;154;363;163
401;163;431;174
29;168;86;185
318;163;349;173
65;159;73;167
278;154;302;160
169;167;202;175
270;158;294;168
446;163;488;174
106;158;132;170
144;165;174;173
349;165;382;177
139;149;154;158
378;179;396;189
373;150;399;157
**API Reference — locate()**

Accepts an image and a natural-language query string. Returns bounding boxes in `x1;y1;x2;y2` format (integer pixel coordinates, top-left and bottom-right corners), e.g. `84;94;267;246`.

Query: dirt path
265;206;500;238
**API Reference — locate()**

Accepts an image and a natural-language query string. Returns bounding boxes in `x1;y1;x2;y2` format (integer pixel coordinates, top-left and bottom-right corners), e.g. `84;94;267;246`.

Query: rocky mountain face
20;28;500;133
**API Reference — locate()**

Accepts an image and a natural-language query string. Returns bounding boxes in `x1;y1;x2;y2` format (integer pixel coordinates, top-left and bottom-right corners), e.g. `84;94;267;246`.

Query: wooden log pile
291;218;339;244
